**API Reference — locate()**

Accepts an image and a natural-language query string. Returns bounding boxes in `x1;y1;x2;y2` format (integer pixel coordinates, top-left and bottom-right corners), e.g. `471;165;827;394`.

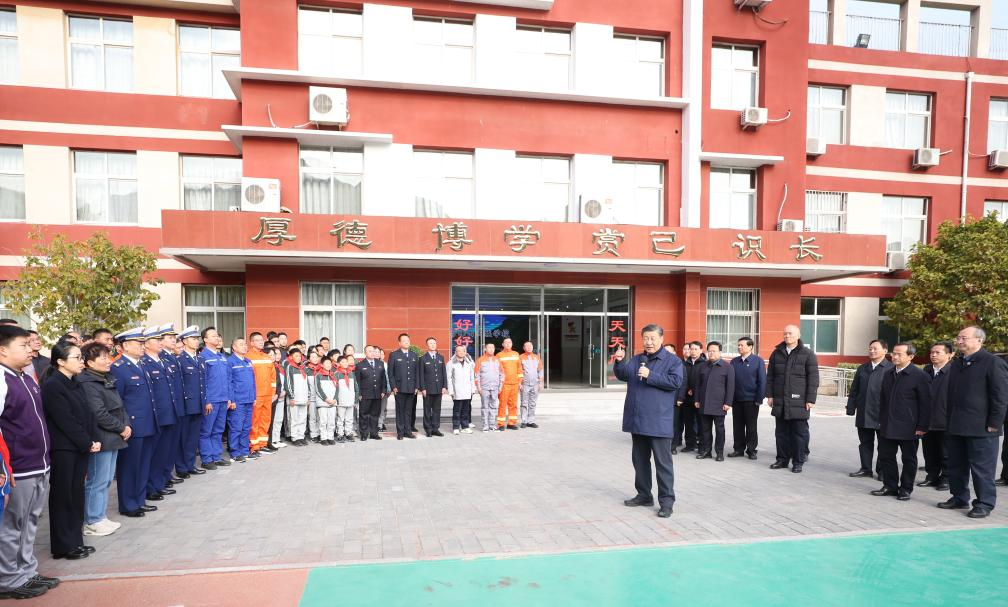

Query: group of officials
617;323;1008;520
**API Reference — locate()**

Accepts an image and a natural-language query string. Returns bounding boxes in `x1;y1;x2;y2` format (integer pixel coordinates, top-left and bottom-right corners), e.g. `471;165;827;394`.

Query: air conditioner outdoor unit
806;137;827;157
308;86;349;126
912;147;940;169
740;107;768;129
734;0;771;9
240;177;281;213
777;219;804;232
579;194;617;223
887;251;908;271
989;150;1008;170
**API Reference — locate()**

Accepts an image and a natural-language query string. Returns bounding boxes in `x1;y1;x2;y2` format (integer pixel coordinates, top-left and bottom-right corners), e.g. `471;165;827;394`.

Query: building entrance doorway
545;315;603;388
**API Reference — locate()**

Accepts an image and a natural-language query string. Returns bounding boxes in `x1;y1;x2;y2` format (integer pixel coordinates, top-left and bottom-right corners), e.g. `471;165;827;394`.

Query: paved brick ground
31;402;1008;581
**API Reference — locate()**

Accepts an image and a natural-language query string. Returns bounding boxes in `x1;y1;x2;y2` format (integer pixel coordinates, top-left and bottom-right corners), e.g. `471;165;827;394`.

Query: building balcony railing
993;28;1008;60
810;11;829;45
845;14;902;51
918;21;972;57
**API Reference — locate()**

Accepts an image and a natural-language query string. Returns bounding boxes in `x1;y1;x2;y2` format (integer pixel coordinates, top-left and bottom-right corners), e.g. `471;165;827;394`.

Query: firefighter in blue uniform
158;323;188;485
227;338;257;462
175;325;207;476
199;327;233;469
139;325;179;502
110;327;158;517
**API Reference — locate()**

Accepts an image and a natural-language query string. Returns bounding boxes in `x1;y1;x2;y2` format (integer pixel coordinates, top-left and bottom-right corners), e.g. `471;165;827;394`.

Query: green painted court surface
300;527;1008;606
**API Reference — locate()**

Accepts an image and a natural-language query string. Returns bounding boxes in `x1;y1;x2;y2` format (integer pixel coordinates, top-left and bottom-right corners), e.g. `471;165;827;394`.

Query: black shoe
425;432;431;438
202;462;217;470
53;548;90;560
121;509;145;518
189;467;207;475
715;454;725;462
507;425;519;430
0;581;48;599
897;491;911;501
411;427;419;433
432;430;444;437
311;437;321;443
520;423;527;428
146;493;164;501
871;488;899;496
527;423;538;428
695;453;711;460
140;505;157;512
727;452;744;458
791;464;803;473
159;488;176;495
657;506;673;518
216;459;232;466
682;447;695;453
849;469;873;478
671;447;678;455
917;477;938;487
177;472;191;479
234;456;247;463
747;453;758;460
770;461;789;469
498;427;505;432
406;433;416;439
370;434;382;440
25;574;60;590
262;446;279;453
248;451;261;458
623;495;654;507
967;507;991;519
397;436;403;440
171;476;185;483
336;436;345;444
936;480;950;490
937;497;970;510
996;477;1008;487
164;480;174;488
80;545;96;554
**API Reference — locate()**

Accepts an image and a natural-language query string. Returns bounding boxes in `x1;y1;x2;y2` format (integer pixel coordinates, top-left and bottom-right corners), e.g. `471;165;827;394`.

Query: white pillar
680;0;702;228
901;0;921;53
828;0;846;46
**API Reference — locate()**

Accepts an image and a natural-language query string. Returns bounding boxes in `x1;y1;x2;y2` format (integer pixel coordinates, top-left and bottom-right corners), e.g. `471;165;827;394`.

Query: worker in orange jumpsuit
495;338;523;430
247;332;277;453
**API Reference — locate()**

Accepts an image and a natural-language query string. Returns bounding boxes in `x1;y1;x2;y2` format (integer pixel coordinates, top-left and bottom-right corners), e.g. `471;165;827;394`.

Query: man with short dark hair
616;324;683;518
26;331;47;383
356;345;387;441
695;341;734;461
845;339;892;479
674;341;705;454
921;341;953;490
92;328;114;350
198;327;233;469
247;332;275;454
388;334;419;440
419;337;447;437
729;336;765;459
0;325;59;599
873;342;930;501
939;326;1008;518
767;324;819;473
139;326;179;502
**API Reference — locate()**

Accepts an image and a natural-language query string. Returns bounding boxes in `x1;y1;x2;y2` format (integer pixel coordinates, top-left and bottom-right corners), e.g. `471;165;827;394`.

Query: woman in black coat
41;342;100;560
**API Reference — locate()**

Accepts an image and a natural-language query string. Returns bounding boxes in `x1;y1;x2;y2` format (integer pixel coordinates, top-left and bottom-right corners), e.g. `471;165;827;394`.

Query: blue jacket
109;356;157;438
161;351;187;417
616;348;684;438
140;354;177;427
178;350;206;416
228;354;256;404
200;348;233;404
730;354;766;402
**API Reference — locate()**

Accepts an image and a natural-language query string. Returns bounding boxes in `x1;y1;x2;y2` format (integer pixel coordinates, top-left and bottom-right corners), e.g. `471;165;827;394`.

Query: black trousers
394;392;418;437
359;398;381;438
877;436;918;493
49;449;88;555
947;433;999;511
631;434;675;508
856;426;880;473
422;393;443;433
774;417;810;465
452;398;472;429
700;414;726;456
674;403;698;449
921;430;948;481
731;401;759;455
1000;423;1008;481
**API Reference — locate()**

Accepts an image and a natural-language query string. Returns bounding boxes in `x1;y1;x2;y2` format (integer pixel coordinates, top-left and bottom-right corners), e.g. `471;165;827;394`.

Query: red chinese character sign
607;318;629;384
451;314;477;358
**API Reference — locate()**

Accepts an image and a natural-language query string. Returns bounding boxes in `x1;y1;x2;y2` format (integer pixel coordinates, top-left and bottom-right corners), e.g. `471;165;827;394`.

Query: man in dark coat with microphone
614;324;684;518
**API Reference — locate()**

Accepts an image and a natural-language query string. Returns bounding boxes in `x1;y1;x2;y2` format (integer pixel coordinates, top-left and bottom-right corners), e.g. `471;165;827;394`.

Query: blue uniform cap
159;323;178;336
142;326;164;340
115;327;146;343
178;325;200;340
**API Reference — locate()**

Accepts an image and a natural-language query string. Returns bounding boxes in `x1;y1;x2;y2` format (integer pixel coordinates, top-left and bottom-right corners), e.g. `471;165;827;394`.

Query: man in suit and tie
388;334;420;440
873;342;930;501
355;345;387;441
419;337;447;437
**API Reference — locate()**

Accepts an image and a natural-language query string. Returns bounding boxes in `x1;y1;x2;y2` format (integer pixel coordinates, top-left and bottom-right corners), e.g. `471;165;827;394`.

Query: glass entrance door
477;313;540;356
545;315;603;388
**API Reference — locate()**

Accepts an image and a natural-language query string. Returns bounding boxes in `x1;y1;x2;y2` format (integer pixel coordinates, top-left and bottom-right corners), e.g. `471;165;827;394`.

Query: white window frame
988;98;1008;153
413;149;475;218
800;297;841;355
881;195;928;253
0;285;30;329
610;160;664;226
299;146;364;215
0;145;25;222
298;6;363;75
807;85;847;144
513;154;572;222
67;15;133;92
710;167;756;230
72;150;138;225
612;33;665;97
300;282;366;349
706;288;760;351
984;200;1008;220
884;91;932;149
0;8;18;84
515;25;573;91
181;155;242;211
805;190;847;233
177;24;240;99
183;285;246;344
711;43;758;111
412;16;474;84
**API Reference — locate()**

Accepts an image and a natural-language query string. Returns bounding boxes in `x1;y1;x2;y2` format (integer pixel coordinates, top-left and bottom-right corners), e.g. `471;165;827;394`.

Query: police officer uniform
355;356;386;441
199;341;232;468
109;327;157;516
158;324;187;485
419;350;447;436
139;326;179;500
388;348;419;439
227;351;256;460
175;326;206;476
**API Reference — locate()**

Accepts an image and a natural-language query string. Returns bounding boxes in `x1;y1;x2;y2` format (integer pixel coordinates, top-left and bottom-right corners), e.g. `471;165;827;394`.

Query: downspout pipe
960;71;973;225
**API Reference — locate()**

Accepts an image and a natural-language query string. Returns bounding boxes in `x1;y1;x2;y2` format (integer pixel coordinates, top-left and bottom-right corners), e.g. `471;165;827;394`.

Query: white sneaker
83;522;114;537
483;428;490;433
469;423;476;429
102;518;122;531
464;428;473;434
453;429;460;435
274;441;287;448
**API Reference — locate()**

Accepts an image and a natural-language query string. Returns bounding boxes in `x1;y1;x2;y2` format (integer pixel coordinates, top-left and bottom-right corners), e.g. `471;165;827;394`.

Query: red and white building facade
0;0;1004;386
